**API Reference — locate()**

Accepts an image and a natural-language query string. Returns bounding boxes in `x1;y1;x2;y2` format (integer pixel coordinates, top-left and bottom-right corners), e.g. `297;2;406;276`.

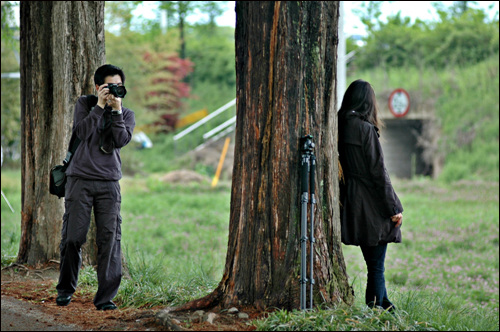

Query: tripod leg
300;154;309;310
309;155;316;309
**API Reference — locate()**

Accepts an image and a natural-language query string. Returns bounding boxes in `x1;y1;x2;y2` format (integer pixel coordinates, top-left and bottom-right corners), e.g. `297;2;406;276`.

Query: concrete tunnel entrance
380;119;433;179
372;87;437;179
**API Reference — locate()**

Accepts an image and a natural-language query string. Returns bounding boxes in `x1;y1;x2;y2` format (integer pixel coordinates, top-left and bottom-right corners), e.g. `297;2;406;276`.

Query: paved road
1;295;82;331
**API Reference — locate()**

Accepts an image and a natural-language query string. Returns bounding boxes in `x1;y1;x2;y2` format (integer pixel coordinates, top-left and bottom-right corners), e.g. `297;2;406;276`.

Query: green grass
1;169;22;265
339;177;499;331
1;169;498;330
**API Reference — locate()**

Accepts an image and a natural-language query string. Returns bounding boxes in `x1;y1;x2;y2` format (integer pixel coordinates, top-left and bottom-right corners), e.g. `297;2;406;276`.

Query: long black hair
338;79;382;129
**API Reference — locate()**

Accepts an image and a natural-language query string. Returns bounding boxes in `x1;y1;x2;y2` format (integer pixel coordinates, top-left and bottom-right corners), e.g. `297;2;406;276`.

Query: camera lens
115;86;126;97
109;84;127;98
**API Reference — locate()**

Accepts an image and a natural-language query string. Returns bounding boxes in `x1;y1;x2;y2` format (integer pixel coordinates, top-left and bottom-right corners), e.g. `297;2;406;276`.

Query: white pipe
173;99;236;141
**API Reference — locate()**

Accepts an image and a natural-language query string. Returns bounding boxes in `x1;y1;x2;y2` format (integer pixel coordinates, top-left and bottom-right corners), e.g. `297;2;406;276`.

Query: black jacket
339;111;403;246
66;95;135;181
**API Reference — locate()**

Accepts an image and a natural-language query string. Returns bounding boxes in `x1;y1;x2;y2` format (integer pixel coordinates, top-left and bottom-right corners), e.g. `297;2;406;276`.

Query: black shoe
56;295;72;306
97;301;118;310
382;300;397;313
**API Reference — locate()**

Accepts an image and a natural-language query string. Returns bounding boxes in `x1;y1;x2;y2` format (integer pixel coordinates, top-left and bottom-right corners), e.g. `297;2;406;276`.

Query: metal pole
299;135;314;310
309;154;316;309
300;151;309;310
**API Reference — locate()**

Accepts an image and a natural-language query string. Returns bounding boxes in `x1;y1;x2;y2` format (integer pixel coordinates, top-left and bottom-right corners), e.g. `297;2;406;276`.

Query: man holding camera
56;64;135;311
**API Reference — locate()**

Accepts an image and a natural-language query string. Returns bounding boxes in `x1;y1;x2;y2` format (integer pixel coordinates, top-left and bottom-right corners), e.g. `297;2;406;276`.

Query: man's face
96;74;123;90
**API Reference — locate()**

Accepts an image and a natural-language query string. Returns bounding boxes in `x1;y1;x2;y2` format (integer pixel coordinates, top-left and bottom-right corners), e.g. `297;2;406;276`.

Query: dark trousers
56;177;122;308
360;244;394;310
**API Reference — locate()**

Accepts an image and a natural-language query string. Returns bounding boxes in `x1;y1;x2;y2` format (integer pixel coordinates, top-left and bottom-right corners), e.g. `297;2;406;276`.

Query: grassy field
1;169;498;330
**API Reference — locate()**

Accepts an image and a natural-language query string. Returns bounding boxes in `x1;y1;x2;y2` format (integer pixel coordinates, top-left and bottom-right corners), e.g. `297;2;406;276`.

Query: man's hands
391;213;403;228
97;84;122;110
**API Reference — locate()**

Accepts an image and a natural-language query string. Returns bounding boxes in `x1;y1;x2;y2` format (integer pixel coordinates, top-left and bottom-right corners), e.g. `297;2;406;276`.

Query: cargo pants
56;176;122;308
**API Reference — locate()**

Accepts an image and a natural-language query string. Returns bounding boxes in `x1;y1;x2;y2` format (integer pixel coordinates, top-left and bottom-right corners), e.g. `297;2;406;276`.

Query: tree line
3;1;498;158
104;1;236;127
347;1;499;70
1;1;236;156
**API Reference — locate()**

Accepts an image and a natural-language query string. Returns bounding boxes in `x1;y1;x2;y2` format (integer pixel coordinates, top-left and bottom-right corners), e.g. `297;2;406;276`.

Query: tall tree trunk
18;1;105;266
179;14;186;59
174;1;353;311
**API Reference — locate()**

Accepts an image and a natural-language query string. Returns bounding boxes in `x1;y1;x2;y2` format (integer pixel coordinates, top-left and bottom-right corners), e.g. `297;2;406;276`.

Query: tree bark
174;1;353;311
18;1;105;266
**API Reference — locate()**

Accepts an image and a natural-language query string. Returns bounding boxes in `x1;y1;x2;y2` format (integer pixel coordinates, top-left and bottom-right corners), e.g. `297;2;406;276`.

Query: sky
133;1;499;36
10;1;499;35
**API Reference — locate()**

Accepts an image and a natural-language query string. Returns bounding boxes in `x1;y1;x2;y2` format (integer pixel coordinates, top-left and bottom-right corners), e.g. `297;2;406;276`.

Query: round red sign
388;88;410;117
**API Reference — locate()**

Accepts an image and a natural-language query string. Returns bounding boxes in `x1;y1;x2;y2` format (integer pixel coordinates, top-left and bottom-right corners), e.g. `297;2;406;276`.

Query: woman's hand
391;213;403;228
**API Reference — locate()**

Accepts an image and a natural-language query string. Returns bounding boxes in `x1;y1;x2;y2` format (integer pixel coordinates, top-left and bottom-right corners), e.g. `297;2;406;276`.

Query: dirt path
1;263;163;331
1;295;81;331
1;262;258;331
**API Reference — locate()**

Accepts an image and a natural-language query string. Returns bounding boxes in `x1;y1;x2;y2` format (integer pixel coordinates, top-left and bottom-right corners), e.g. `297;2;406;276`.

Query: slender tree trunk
179;15;186;59
174;1;353;311
18;1;105;266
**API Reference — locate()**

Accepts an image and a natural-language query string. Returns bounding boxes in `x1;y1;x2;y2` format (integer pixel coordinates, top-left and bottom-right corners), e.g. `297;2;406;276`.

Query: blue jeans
360;244;395;310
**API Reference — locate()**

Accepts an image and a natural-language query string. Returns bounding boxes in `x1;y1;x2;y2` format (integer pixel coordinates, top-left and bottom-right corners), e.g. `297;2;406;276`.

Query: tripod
300;135;316;310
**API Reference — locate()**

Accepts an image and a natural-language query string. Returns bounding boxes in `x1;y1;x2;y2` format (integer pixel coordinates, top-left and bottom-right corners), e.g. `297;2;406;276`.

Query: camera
108;84;127;98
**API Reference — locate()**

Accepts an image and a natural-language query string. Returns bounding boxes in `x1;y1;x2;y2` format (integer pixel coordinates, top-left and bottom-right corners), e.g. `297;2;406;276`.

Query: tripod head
300;135;315;154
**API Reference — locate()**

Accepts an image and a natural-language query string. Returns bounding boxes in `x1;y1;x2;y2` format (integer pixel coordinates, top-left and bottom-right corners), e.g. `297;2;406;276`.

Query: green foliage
436;55;499;182
429;6;499;67
1;2;20;162
185;25;236;88
159;1;201;28
105;1;143;34
1;2;17;50
354;3;499;70
104;7;236;131
157;1;228;28
1;75;21;162
142;51;194;120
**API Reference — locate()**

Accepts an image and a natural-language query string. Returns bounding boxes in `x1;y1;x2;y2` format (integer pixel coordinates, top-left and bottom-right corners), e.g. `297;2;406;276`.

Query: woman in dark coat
338;79;403;312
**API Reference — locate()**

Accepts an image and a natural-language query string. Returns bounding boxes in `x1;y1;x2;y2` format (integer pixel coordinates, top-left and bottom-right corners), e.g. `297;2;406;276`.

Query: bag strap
63;133;81;166
62;95;98;166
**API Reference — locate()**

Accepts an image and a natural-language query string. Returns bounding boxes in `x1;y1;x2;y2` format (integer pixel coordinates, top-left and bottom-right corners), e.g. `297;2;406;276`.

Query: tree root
170;286;224;313
1;263;29;271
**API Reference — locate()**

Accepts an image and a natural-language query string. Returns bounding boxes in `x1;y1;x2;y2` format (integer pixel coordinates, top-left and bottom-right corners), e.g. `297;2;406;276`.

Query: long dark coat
338;111;403;246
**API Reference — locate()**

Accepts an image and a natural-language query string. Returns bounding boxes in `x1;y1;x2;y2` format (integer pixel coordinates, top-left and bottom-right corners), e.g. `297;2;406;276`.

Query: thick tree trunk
174;1;353;311
18;1;105;266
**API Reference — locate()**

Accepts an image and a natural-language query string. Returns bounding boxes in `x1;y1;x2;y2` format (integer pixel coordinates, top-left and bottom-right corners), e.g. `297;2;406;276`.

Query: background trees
349;1;499;70
1;2;21;163
102;1;235;131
